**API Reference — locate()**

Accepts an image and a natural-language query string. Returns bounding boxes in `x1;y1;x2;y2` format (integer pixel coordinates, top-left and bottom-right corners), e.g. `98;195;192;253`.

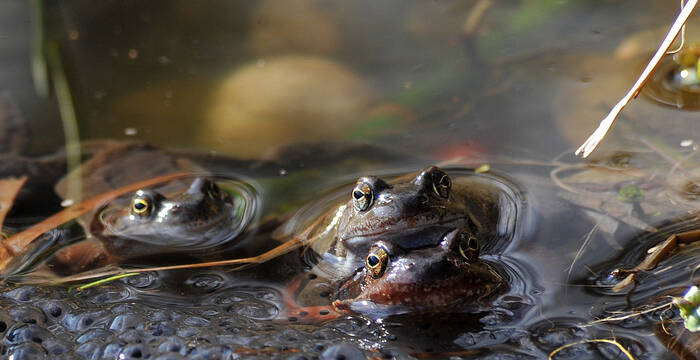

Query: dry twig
549;338;635;360
575;0;697;158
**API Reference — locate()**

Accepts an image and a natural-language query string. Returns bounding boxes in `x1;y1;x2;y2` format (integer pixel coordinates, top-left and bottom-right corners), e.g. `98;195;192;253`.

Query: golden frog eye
131;195;152;216
366;246;389;278
432;170;451;199
352;181;374;212
458;231;479;262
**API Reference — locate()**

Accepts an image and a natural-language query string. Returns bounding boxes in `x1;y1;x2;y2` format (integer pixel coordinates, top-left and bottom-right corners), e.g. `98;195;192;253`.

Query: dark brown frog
282;165;525;316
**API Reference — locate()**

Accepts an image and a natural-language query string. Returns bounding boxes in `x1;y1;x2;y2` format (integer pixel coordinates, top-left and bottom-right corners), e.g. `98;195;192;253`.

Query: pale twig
566;224;599;284
581;300;674;327
575;0;697;158
549;339;635;360
463;0;494;36
667;0;688;54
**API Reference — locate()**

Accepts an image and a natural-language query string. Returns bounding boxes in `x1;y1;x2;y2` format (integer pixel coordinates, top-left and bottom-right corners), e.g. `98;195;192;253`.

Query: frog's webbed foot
611;229;700;292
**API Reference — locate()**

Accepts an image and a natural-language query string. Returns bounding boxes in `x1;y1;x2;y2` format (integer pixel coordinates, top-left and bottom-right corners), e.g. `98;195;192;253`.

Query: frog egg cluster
0;275;377;359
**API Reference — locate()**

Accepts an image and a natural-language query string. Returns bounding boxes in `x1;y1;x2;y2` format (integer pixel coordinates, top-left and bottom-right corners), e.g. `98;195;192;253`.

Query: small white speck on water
124;128;138;136
61;199;74;207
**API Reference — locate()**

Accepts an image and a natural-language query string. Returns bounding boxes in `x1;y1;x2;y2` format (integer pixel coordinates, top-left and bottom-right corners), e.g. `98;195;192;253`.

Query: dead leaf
0;176;27;261
0;176;27;230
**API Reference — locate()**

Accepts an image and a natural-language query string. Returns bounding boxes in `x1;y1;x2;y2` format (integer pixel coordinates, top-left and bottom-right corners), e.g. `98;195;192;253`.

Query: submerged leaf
617;184;645;203
474;164;490;173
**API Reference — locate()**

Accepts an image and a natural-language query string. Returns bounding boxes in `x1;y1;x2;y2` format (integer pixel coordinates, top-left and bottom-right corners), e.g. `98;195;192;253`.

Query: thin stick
582;300;673;326
54;237;306;283
667;0;688;55
74;272;140;291
567;224;598;283
464;0;494;36
45;211;333;284
47;43;82;204
575;0;697;158
549;339;635;360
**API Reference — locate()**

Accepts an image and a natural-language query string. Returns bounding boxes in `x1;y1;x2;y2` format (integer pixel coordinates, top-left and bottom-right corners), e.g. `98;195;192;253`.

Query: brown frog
331;228;506;315
96;177;244;252
6;142;256;275
281;165;526;316
44;176;250;274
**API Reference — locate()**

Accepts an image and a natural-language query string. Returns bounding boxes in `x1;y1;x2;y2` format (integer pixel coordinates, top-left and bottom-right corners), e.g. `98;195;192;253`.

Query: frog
0;175;251;277
48;176;247;274
330;227;506;314
0;141;257;276
95;177;239;253
270;165;526;317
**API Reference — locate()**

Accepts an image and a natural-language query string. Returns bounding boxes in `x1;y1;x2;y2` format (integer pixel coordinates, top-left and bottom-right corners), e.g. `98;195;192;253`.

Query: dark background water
2;0;689;158
2;0;700;359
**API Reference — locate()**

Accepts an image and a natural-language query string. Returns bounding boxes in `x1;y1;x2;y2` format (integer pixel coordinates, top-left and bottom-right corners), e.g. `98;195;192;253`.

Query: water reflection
644;47;700;110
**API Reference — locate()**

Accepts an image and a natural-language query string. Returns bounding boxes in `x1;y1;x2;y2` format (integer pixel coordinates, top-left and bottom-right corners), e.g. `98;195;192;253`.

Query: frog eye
432;170;451;198
352;182;374;211
366;246;389;278
457;231;479;262
130;194;153;216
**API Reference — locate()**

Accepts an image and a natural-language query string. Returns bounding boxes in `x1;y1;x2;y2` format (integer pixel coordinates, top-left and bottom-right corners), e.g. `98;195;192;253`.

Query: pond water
1;0;700;359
